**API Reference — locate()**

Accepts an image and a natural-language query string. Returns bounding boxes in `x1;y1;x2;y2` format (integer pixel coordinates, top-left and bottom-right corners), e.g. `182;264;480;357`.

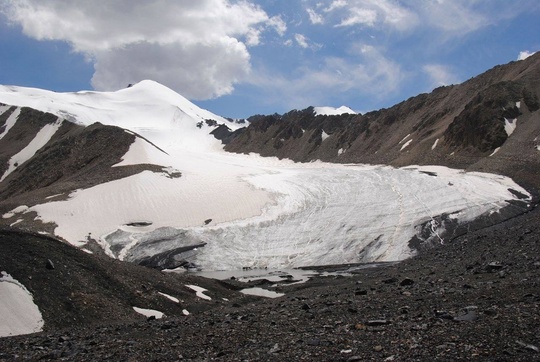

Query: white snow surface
314;106;356;116
0;271;44;337
158;292;180;303
186;285;211;300
0;81;532;270
504;118;517;136
400;139;413;151
132;306;164;319
431;138;439;150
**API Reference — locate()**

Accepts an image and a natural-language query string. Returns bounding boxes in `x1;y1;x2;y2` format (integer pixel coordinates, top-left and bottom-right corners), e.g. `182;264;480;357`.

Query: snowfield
0;81;532;270
0;272;44;337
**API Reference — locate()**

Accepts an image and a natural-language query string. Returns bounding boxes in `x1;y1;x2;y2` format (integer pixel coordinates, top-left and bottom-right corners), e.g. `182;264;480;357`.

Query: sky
0;1;539;119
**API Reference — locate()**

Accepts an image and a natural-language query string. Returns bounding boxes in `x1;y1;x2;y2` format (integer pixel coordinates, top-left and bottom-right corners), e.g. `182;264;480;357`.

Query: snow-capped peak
0;80;240;153
313;106;357;116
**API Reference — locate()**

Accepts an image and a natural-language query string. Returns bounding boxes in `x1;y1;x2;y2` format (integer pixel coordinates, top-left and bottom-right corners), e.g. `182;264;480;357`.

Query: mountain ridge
225;52;540;189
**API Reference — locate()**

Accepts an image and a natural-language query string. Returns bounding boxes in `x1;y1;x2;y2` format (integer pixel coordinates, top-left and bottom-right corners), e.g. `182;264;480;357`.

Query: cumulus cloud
1;0;284;99
518;50;536;60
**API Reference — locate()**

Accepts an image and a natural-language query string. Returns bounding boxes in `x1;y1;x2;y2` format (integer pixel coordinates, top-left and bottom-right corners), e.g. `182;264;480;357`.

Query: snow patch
489;147;500;157
338;148;345;155
158;292;180;303
504;118;517;136
240;287;285;298
321;130;330;141
3;205;29;219
182;309;190;316
431;138;439;150
400;139;413;151
0;271;44;337
186;285;211;300
399;134;411;144
10;219;23;227
516;101;521;109
132;306;164;319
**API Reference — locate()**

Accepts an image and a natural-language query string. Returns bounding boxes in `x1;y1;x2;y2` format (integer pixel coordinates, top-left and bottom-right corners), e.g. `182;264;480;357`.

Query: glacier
0;81;531;270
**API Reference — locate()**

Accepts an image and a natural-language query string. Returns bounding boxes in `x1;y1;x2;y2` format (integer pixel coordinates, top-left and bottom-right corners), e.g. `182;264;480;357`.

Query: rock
46;259;55;270
301;303;311;310
516;340;539;353
486;262;504;272
400;277;414;286
366;319;390;326
269;343;281;354
373;345;383;352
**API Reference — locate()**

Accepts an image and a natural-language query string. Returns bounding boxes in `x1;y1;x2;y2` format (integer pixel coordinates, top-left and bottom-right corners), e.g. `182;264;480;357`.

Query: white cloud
322;0;417;31
307;8;324;24
518;50;536;61
1;0;279;99
268;15;287;36
423;64;460;87
248;45;403;109
336;8;377;27
295;34;310;49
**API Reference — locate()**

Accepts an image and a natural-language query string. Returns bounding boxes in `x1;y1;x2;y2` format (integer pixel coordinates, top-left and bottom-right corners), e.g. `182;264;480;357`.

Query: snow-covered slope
0;82;532;270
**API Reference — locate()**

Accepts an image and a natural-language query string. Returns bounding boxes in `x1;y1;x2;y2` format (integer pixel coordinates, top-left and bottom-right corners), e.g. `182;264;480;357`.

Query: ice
132;306;164;319
1;118;63;182
0;271;44;337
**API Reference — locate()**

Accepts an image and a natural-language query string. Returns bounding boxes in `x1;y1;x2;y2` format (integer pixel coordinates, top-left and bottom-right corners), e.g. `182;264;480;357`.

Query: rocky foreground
1;198;539;361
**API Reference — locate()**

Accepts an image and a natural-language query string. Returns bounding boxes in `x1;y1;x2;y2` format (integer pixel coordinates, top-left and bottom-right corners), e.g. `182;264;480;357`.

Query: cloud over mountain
1;0;285;99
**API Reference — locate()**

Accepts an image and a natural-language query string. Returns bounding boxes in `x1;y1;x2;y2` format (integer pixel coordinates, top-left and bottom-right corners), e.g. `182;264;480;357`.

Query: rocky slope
0;198;538;361
225;52;540;190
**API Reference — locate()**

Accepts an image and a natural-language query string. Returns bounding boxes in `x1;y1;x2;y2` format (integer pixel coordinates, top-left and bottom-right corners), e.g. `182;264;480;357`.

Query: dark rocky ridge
225;52;540;189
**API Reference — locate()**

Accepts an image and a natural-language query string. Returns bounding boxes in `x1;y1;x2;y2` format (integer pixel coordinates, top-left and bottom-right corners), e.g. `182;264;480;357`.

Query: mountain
225;52;540;189
0;60;536;273
1;54;540;353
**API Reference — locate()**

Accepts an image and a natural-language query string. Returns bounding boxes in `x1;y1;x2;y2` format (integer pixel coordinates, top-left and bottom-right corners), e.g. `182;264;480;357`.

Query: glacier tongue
105;162;529;270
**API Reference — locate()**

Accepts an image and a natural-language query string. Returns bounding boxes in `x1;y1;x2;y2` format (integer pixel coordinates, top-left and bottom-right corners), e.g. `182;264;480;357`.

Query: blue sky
1;1;539;119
